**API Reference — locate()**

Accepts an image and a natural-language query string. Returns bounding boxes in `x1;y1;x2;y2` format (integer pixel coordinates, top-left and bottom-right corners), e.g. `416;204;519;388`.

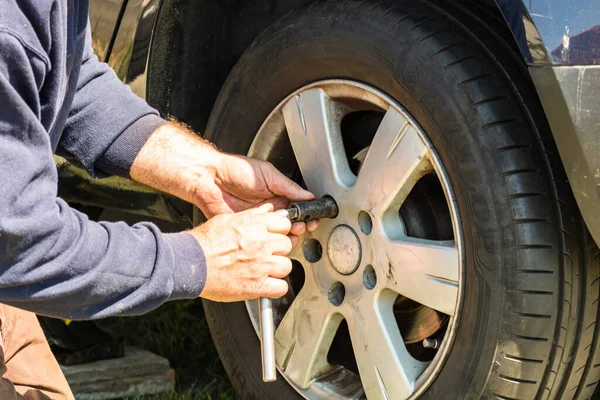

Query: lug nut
327;281;345;306
422;338;440;349
358;210;373;235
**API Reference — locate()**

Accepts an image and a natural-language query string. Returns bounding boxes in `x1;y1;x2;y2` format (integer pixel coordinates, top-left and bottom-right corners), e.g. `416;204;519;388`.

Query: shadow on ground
100;300;233;400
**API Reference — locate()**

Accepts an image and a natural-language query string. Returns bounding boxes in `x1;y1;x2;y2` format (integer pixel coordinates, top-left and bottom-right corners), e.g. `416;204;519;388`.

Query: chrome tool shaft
259;297;276;382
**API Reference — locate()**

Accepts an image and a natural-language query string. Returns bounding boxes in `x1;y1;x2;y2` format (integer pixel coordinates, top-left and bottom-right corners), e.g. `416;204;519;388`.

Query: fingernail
300;188;314;197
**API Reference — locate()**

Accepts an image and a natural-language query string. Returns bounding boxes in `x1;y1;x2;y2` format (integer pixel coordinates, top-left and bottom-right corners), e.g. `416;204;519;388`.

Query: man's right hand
188;203;293;302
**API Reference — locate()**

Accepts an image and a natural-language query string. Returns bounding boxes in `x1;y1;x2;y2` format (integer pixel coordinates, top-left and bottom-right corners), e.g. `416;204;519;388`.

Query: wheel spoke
379;237;459;316
275;284;342;388
282;89;356;197
348;291;426;399
353;107;433;213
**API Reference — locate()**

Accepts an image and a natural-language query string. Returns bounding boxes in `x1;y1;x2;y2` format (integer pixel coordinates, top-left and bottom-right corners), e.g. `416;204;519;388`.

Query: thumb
263;163;314;201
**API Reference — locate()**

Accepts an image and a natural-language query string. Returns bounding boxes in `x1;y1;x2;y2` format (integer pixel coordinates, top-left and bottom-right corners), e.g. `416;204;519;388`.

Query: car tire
202;1;600;399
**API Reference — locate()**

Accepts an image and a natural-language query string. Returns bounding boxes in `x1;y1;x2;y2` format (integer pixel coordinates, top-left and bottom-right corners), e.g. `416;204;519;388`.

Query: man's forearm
130;119;315;221
130;121;224;206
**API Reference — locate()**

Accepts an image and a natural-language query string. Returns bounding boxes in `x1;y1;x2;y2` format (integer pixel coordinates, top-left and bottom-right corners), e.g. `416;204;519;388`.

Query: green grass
128;390;229;400
129;390;231;400
101;300;233;400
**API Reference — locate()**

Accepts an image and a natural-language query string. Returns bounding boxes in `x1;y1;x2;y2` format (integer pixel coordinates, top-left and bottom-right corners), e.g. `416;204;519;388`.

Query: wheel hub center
327;225;361;275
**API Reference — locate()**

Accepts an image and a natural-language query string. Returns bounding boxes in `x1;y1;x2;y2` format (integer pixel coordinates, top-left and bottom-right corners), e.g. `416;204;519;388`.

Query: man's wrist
164;232;207;300
97;114;167;178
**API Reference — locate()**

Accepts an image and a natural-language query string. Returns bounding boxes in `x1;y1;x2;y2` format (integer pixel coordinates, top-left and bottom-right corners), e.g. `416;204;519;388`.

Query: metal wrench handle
259;297;276;382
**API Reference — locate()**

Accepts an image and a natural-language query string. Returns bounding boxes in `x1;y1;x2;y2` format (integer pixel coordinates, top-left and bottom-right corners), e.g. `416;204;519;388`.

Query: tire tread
202;1;600;399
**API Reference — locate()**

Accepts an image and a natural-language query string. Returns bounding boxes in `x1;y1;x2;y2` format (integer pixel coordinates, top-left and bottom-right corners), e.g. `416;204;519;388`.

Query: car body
65;1;600;399
74;0;600;243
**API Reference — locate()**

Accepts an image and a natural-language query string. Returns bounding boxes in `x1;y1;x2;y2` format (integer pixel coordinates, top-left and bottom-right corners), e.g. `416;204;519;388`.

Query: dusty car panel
528;66;600;244
495;0;600;242
497;0;600;65
107;0;161;97
88;0;125;61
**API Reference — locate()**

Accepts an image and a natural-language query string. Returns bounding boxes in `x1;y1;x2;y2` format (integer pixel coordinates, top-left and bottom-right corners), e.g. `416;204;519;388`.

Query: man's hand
130;122;318;236
188;204;293;301
196;153;311;216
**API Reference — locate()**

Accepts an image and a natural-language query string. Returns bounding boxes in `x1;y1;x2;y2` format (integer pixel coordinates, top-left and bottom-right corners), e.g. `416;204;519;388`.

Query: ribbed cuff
164;232;207;300
97;114;167;177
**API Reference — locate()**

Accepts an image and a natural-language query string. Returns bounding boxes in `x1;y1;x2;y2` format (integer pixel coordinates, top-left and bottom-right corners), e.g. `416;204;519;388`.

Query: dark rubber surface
202;1;600;398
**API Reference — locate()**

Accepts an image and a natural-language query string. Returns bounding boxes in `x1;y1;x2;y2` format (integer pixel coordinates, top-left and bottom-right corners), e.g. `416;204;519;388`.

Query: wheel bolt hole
358;211;373;235
363;265;377;290
303;239;323;263
328;281;345;306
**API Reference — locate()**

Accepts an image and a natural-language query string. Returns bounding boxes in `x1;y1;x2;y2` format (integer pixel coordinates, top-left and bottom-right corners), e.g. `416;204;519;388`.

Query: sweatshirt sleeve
58;24;166;178
0;32;206;320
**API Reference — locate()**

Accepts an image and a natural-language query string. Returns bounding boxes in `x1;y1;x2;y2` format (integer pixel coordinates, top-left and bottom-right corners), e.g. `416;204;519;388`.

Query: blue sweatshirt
0;0;206;319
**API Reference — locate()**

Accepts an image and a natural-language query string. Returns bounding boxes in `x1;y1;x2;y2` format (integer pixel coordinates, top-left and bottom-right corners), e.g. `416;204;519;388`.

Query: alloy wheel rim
245;80;464;399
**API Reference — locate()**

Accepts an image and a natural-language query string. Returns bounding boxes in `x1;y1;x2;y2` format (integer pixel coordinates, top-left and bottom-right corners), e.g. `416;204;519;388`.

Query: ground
106;300;233;400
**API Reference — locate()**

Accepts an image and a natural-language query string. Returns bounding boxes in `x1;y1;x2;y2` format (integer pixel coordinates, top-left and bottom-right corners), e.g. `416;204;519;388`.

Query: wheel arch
143;0;532;134
146;0;314;134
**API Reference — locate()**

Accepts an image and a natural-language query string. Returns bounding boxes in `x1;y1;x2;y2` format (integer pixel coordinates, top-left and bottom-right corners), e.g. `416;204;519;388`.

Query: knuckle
255;214;271;228
275;280;289;297
240;237;260;253
247;261;260;274
252;280;264;297
270;234;290;254
281;258;293;275
291;222;306;235
282;236;293;254
283;217;292;229
262;160;276;172
243;214;257;226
